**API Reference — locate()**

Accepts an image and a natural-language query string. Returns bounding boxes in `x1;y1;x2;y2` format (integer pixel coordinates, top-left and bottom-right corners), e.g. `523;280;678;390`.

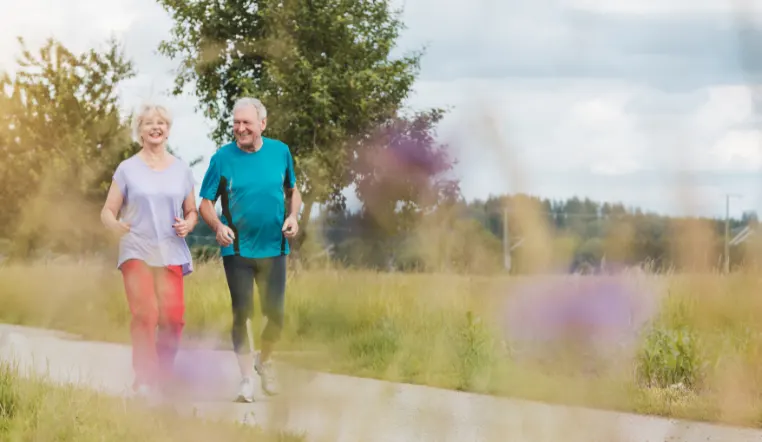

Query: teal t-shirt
199;137;297;258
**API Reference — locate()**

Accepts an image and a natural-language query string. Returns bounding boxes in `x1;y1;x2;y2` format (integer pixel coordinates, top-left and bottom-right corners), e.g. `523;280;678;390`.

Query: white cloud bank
2;0;762;218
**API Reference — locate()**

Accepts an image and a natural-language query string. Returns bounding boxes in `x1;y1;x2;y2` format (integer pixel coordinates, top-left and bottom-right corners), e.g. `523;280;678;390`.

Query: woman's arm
182;191;199;231
101;180;130;234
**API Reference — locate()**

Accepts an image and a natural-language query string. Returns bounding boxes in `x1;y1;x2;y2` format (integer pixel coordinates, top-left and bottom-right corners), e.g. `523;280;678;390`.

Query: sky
1;0;762;219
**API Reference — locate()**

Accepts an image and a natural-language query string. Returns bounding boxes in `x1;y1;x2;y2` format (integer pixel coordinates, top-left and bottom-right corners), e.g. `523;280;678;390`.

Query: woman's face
140;110;170;146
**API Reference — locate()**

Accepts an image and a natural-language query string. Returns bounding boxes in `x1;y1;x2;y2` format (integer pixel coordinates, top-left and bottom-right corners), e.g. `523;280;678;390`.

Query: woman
100;103;198;400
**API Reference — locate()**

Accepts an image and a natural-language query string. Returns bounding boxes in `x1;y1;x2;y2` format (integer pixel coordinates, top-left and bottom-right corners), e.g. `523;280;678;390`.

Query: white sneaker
134;384;162;407
236;376;255;403
254;352;279;396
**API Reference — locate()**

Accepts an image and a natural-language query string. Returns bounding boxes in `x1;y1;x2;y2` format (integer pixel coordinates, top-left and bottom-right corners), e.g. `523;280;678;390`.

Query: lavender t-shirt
113;155;195;275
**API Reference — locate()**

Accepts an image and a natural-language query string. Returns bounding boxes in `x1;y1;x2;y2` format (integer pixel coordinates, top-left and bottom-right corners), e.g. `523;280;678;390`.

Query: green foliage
0;363;19;426
1;37;136;199
347;317;401;371
352;108;459;231
462;194;736;272
454;311;497;391
8;262;762;425
0;362;305;441
637;325;702;389
157;0;425;242
0;37;137;254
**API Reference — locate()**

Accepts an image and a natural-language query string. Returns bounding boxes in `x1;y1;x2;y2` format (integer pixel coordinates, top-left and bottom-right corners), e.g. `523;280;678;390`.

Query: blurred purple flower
501;273;658;369
169;336;237;400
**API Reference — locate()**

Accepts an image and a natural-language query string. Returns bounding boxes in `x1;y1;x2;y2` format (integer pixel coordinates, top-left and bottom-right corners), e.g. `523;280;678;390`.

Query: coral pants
120;259;185;389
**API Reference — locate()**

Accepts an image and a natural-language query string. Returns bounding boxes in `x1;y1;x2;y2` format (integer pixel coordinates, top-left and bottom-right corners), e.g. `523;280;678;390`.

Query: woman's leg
154;264;185;386
120;259;159;390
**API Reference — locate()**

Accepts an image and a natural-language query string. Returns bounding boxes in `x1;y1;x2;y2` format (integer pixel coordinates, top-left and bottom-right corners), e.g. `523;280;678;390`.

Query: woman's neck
138;144;174;170
140;143;167;160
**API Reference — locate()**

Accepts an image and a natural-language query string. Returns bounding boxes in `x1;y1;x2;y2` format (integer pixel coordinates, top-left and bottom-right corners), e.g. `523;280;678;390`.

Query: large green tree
0;37;137;255
157;0;423;246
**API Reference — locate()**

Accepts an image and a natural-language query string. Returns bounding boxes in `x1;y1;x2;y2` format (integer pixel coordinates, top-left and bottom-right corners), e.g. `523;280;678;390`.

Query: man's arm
284;146;301;220
198;153;234;246
281;147;301;237
200;198;235;246
285;187;302;220
199;198;222;231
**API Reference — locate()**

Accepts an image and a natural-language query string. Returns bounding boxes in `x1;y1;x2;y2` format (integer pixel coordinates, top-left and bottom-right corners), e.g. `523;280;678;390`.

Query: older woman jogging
100;103;198;401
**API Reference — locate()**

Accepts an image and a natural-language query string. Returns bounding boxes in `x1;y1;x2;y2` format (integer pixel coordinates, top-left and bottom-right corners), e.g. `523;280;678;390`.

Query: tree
352;109;459;235
0;37;137;255
742;210;759;226
157;0;423;249
342;108;460;268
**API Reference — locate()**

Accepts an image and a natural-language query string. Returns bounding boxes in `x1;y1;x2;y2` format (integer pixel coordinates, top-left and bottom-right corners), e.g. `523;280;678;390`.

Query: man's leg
154;265;185;390
120;259;160;391
253;255;287;395
222;255;256;402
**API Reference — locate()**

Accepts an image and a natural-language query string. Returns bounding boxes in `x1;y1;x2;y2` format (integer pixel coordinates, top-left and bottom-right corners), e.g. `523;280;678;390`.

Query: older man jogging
198;97;302;402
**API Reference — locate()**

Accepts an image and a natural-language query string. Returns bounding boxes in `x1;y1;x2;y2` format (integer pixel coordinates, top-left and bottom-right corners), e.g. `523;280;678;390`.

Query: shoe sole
255;367;278;397
234;395;254;403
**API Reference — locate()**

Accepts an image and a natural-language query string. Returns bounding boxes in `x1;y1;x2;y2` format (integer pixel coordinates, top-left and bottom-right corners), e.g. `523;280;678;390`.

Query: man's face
233;105;266;149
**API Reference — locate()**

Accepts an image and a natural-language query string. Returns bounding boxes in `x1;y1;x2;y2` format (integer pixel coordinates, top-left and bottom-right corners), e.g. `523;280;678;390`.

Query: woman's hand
173;217;192;238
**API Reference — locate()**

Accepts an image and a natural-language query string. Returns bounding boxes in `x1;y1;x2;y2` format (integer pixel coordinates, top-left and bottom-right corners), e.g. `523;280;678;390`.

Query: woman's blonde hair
132;103;173;142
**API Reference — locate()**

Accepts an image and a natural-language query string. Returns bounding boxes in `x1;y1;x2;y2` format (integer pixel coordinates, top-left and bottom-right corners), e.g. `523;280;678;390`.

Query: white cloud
2;0;762;218
710;130;762;170
694;86;755;132
0;0;217;189
405;75;762;216
0;0;138;72
565;0;740;14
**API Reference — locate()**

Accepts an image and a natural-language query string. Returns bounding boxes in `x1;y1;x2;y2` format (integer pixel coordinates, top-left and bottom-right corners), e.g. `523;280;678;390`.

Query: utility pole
503;204;511;272
724;193;742;273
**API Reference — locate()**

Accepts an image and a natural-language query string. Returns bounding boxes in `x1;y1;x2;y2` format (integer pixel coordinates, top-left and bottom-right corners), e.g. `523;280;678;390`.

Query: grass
0;361;303;441
2;260;762;428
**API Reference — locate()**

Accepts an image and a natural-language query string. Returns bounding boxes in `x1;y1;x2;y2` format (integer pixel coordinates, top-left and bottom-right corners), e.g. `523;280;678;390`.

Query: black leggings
222;255;287;354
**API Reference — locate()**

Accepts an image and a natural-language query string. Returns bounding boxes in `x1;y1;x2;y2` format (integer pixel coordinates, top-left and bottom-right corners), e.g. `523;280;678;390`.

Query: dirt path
1;323;760;442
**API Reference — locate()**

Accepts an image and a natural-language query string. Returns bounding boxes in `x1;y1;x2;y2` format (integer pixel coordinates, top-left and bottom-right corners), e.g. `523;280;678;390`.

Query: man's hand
173;217;191;238
215;223;236;247
282;214;298;238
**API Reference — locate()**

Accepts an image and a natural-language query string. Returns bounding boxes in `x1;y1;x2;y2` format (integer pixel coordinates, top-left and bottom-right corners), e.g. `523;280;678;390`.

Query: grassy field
2;260;762;428
0;361;303;441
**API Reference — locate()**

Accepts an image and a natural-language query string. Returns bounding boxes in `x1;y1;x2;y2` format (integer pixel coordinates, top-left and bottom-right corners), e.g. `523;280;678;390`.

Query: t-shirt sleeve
284;146;296;189
185;164;196;197
199;154;221;201
113;162;128;197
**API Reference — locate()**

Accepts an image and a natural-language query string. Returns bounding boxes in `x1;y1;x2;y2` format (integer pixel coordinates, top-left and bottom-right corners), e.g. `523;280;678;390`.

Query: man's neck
238;137;263;153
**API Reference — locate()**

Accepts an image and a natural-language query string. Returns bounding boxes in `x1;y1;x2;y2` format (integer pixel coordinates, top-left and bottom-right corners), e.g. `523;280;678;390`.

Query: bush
191;245;221;263
637;325;702;388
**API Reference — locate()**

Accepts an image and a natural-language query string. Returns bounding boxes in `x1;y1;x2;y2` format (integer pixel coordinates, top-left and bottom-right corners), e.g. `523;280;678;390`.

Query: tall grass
2;260;762;427
0;361;303;441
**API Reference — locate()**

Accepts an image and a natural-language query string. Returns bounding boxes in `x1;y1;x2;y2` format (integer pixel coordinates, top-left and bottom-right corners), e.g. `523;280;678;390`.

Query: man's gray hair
233;97;267;121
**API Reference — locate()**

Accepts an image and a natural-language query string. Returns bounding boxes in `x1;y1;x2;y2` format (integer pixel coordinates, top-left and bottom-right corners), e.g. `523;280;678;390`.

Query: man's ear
261;118;267;132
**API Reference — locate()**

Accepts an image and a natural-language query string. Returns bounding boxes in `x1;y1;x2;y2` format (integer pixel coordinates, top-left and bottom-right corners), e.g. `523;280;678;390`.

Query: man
198;97;302;402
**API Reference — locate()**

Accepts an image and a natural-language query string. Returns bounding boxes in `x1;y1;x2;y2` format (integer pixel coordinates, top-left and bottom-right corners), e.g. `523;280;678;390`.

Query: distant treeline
187;194;762;274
